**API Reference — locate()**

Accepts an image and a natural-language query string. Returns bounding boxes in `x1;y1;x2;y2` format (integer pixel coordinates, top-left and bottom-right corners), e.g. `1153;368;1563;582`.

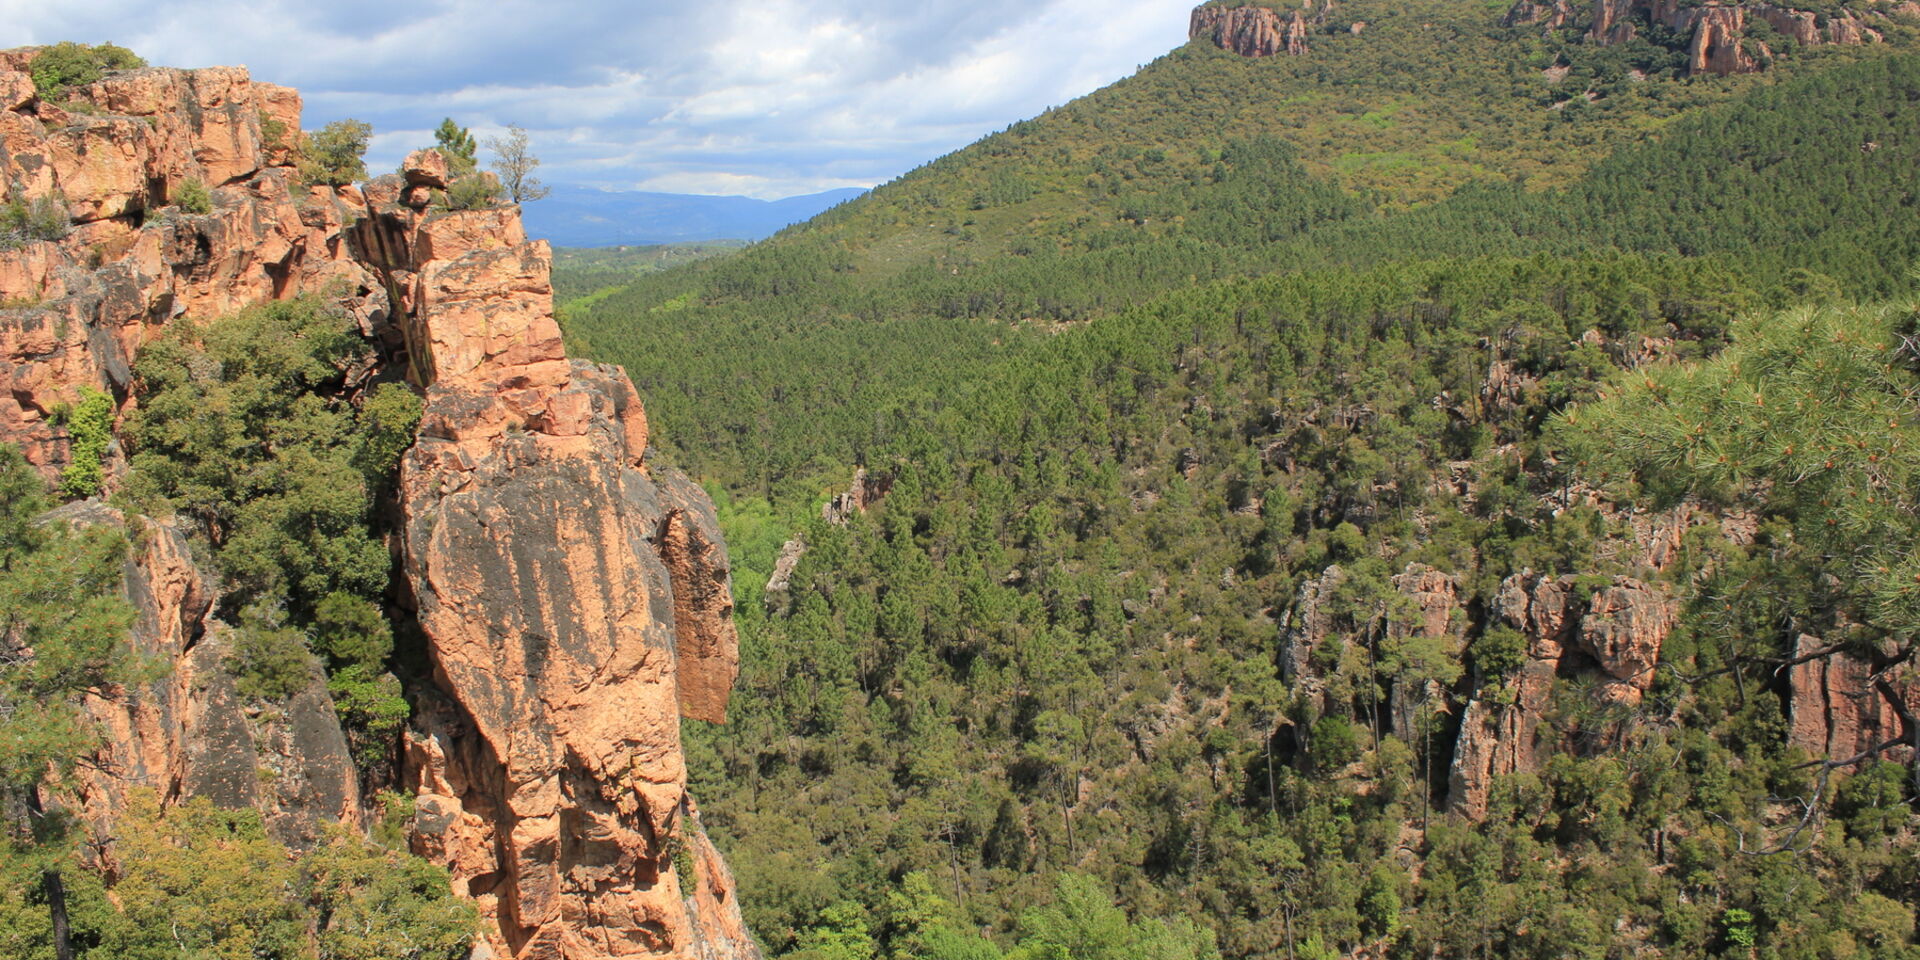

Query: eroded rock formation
48;501;362;848
1447;571;1676;817
394;170;749;959
0;59;382;478
1583;0;1893;75
1504;0;1577;32
1190;2;1331;57
1787;635;1920;765
3;47;756;960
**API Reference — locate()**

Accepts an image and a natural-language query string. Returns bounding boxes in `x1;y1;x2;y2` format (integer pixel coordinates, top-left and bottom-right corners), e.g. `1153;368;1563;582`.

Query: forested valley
553;2;1920;957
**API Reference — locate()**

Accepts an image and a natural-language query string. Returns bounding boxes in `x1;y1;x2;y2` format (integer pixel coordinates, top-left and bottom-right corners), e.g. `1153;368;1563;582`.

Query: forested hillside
557;3;1920;958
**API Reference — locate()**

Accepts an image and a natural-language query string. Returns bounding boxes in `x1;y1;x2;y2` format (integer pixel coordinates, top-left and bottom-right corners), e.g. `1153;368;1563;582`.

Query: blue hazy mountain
520;184;866;247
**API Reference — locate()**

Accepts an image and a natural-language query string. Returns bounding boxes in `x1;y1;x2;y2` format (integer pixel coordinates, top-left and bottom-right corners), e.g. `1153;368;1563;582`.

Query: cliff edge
0;46;756;960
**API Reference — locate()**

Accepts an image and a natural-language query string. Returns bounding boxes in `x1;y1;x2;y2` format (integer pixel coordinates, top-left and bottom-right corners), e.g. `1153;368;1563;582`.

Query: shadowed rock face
1446;571;1677;818
43;502;362;850
1787;635;1920;765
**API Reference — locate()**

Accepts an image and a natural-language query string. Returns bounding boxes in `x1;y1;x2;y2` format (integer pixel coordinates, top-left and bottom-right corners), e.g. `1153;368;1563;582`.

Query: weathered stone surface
399;207;752;959
1586;1;1885;75
1190;2;1328;57
1504;0;1576;31
6;47;755;956
1787;634;1919;766
1579;579;1675;701
1447;660;1556;819
1386;564;1465;736
45;501;362;849
1447;570;1678;814
1280;564;1347;693
0;53;386;480
404;148;452;190
766;537;807;595
821;466;892;525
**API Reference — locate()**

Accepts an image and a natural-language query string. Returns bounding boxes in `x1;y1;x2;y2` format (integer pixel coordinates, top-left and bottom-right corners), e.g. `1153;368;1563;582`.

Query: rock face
821;466;892;525
0;58;382;479
1447;571;1676;817
396;198;750;959
1190;2;1330;57
1787;635;1919;766
1584;1;1888;75
1503;0;1577;31
45;501;362;849
3;47;757;960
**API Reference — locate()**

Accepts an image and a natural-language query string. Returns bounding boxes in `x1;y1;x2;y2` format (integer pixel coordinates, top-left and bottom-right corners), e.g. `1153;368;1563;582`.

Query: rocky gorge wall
1278;454;1920;820
0;48;756;960
1516;0;1914;74
1190;2;1334;57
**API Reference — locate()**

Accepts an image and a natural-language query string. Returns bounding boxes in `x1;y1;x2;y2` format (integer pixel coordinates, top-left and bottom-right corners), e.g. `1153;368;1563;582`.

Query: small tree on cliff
432;118;477;175
486;125;550;203
0;445;140;960
299;119;372;187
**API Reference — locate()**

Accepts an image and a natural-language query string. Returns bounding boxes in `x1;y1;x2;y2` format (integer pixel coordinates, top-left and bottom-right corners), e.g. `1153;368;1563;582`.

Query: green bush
28;41;144;100
441;172;503;211
56;388;114;499
298;119;372;187
227;608;314;701
0;194;71;249
174;178;211;215
1309;715;1363;772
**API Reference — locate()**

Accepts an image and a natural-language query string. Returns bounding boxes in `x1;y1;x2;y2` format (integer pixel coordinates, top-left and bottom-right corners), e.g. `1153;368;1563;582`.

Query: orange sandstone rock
1189;2;1328;57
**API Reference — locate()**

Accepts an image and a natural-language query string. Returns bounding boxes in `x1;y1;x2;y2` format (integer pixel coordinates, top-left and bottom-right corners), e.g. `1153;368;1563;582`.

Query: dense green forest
554;8;1920;958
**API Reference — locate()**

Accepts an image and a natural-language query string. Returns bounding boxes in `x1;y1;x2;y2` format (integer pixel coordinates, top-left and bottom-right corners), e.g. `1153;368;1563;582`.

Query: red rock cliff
1190;2;1331;57
394;188;750;959
1583;0;1893;75
1;48;757;960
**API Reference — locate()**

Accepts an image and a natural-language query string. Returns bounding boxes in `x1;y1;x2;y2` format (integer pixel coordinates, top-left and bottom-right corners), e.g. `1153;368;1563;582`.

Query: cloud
1;0;1197;199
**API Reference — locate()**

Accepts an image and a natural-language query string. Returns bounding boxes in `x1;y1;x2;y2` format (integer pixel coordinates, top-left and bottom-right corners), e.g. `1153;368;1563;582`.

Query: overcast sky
5;0;1196;199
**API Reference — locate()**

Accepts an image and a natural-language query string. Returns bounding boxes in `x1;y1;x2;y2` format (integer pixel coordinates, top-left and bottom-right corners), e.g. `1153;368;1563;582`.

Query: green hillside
558;6;1920;959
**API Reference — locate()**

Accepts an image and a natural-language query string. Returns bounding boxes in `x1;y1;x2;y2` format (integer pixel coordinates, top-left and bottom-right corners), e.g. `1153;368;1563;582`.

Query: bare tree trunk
27;790;73;960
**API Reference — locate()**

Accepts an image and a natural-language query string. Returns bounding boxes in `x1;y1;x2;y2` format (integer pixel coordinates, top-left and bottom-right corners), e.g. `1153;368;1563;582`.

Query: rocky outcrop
4;45;756;960
397;199;750;959
0;56;383;480
1787;635;1918;766
1190;2;1330;58
46;501;361;849
1447;570;1677;817
1504;0;1577;32
1585;1;1888;75
1386;564;1466;737
821;466;892;525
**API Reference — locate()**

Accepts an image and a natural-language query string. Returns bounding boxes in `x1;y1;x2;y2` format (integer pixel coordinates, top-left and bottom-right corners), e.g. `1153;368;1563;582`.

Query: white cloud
0;0;1198;199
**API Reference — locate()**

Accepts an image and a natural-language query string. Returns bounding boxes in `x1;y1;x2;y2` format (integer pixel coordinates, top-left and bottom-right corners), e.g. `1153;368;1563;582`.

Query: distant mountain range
519;185;867;247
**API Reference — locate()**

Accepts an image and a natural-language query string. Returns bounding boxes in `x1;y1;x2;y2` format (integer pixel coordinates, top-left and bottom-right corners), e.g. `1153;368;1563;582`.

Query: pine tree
0;446;139;960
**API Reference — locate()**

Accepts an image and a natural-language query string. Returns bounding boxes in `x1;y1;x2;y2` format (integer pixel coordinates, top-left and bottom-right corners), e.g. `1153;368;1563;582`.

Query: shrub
0;194;71;248
298;119;373;187
174;177;212;214
441;172;504;211
227;606;316;701
28;41;144;100
1309;714;1363;772
1470;624;1528;684
57;387;114;499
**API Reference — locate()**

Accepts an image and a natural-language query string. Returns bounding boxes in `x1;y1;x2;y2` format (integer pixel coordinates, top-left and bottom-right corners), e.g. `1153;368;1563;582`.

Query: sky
4;0;1198;199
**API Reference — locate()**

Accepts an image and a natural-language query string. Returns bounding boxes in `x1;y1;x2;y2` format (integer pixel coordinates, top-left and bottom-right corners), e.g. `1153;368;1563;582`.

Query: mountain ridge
521;184;866;247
